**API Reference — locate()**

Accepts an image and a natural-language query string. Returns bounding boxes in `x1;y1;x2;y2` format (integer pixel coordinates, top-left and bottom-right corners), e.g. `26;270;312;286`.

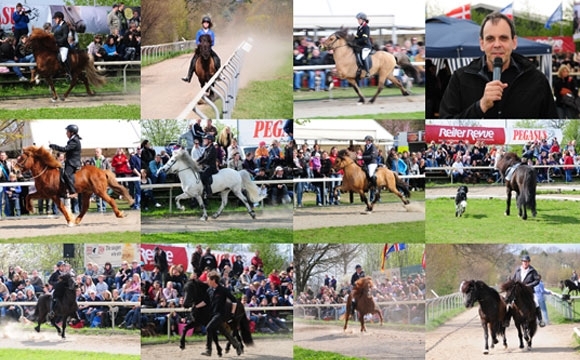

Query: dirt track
293;93;424;118
426;307;578;359
294;321;425;359
142;338;293;360
0;93;140;110
0;210;140;240
293;201;425;230
0;322;139;355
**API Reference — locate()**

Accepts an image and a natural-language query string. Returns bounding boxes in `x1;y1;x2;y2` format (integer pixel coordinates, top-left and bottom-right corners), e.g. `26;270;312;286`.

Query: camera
23;9;31;14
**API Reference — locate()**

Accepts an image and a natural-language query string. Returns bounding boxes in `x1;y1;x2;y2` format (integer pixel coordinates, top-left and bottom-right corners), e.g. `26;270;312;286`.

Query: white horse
156;148;265;221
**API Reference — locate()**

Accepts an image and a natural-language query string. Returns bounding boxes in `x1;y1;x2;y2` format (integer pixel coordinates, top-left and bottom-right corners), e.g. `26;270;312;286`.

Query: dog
455;185;468;217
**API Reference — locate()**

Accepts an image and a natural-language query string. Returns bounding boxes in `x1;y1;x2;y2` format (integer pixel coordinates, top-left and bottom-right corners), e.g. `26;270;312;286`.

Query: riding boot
63;57;72;82
370;175;377;188
49;298;56;319
351;300;356;316
211;50;221;71
363;56;371;78
200;349;211;357
536;307;545;327
182;54;198;83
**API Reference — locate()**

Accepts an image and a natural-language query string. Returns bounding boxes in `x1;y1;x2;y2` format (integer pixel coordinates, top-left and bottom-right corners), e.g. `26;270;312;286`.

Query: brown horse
323;28;409;104
501;280;537;350
333;149;410;212
344;277;383;332
496;152;537;220
28;28;105;102
195;34;217;99
16;146;134;226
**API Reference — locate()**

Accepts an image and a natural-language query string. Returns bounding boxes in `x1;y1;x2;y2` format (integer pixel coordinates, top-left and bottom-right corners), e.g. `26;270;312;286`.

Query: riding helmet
521;254;531;262
202;16;213;27
56;260;65;266
203;134;215;142
355;264;362;269
364;135;374;142
65;124;79;134
52;11;64;20
356;12;368;21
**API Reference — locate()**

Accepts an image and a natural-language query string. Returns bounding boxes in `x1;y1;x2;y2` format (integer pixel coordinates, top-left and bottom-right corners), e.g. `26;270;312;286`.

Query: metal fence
141;40;196;64
425;292;464;322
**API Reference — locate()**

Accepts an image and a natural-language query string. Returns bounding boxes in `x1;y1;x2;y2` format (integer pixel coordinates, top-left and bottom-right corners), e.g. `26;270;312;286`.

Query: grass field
0;349;139;360
294;346;365;360
293;85;425;101
311;111;425;120
141;228;292;243
426;198;580;242
0;104;140;119
4;231;140;243
294;221;424;243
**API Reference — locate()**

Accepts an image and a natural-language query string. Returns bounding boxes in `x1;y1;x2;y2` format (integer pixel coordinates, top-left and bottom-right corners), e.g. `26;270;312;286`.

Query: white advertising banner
84;243;140;269
506;128;563;145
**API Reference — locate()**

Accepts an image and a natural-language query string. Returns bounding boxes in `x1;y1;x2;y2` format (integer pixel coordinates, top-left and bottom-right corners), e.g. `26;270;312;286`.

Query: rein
16;153;50;180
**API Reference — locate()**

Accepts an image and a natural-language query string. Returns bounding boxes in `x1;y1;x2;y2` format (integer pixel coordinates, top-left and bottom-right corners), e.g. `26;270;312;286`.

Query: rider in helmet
349;264;365;315
506;254;545;327
358;135;379;189
47;260;66;319
52;11;72;80
182;15;222;83
197;134;219;198
355;12;372;78
49;124;82;199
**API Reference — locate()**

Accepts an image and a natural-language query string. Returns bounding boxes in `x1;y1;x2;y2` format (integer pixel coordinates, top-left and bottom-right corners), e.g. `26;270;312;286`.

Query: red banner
527;36;575;54
425;125;505;145
140;244;189;271
446;4;471;20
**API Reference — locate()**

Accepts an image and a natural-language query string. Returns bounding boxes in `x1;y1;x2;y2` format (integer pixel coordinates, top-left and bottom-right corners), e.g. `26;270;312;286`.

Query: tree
0;120;23;150
293;243;344;294
249;244;290;275
141;119;188;146
377;120;425;135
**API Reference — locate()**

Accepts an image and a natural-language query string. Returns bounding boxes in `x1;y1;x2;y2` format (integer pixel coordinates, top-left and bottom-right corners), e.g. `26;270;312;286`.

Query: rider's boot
363;55;371;78
182;54;198;83
49;298;56;319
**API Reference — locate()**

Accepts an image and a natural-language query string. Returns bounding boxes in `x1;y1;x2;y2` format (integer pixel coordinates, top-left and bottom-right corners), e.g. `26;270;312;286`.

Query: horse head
460;280;480;308
500;279;529;306
29;27;58;53
183;279;207;309
198;34;212;60
57;273;76;292
353;276;373;299
18;146;62;171
496;152;521;175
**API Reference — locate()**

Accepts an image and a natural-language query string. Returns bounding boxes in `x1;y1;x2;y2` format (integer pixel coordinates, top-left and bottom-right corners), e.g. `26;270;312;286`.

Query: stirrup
181;76;190;83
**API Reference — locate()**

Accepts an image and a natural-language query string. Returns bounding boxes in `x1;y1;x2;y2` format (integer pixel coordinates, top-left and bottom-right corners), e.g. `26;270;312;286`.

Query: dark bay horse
180;279;253;355
460;280;507;354
496;152;537;220
195;34;217;99
501;280;537;350
344;277;383;332
16;146;134;226
323;28;409;104
333;149;410;212
34;273;79;339
560;279;580;297
28;28;105;101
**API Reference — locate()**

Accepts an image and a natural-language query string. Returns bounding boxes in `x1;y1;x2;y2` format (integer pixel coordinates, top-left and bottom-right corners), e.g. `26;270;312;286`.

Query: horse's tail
239;170;266;202
521;167;537;210
394;173;411;198
104;169;135;206
85;56;106;88
239;311;254;346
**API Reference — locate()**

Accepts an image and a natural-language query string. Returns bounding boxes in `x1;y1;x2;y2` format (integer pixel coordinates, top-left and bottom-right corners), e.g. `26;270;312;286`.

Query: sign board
236;120;288;146
84;244;140;269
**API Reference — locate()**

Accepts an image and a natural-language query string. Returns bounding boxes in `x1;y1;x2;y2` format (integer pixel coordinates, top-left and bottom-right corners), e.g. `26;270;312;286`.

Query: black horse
460;280;507;354
34;273;79;339
501;279;537;350
496;152;537;220
180;279;253;355
560;279;580;297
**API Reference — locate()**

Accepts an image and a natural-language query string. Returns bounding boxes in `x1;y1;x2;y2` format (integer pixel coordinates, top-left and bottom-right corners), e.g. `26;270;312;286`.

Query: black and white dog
455;185;468;217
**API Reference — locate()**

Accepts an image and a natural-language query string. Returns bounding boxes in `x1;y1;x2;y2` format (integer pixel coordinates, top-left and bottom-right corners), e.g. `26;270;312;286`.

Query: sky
426;0;569;19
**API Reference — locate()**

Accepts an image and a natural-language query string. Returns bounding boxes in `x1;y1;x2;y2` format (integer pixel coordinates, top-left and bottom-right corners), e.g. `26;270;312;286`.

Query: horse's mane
337;149;357;161
462;280;500;300
497;152;521;171
25;146;62;169
176;149;202;172
352;277;373;299
333;28;358;49
29;28;58;53
501;279;535;308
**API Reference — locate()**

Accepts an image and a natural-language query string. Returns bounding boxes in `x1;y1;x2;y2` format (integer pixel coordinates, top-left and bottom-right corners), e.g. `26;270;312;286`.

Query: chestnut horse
195;34;217;99
16;146;133;226
323;28;409;104
332;149;410;212
344;277;383;332
28;28;105;101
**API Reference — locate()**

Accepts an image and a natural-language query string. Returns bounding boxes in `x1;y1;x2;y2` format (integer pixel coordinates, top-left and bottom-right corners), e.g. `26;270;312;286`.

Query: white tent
295;120;394;147
22;120;141;149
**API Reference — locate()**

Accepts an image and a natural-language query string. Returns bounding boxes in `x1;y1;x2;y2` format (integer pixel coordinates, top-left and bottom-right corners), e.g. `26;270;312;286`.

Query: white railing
292;62;425;71
141;40;196;64
177;39;253;120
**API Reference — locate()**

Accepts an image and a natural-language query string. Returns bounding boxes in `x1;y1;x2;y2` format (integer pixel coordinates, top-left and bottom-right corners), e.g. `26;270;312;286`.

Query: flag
422;250;426;269
386;243;407;260
545;3;563;30
500;2;513;20
446;4;471;20
380;243;389;272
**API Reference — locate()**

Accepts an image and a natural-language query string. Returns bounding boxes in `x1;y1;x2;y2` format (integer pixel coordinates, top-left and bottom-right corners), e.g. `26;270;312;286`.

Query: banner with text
425;125;505;144
237;120;288;146
84;244;140;269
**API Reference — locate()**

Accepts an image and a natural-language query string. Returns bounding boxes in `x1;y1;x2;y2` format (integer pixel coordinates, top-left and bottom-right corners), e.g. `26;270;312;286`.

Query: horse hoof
403;91;410;96
200;216;207;221
179;343;185;350
34;326;40;332
212;214;219;219
250;211;256;219
483;350;489;355
51;98;57;103
67;222;75;227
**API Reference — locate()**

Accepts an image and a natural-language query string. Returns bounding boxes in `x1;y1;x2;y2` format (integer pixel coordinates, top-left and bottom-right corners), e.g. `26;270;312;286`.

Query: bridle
16;152;49;180
324;34;348;51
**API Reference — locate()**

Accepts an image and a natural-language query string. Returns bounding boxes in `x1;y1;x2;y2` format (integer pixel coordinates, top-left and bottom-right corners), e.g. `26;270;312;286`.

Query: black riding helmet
65;124;79;134
202;16;213;28
356;12;368;22
203;134;215;142
364;135;374;142
52;11;64;20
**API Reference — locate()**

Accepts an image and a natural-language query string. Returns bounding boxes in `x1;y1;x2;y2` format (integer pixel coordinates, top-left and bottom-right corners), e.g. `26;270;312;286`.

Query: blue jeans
308;70;326;90
3;192;12;217
293;71;305;90
4;60;24;77
565;169;573;182
129;179;141;209
18;54;35;70
295;180;304;206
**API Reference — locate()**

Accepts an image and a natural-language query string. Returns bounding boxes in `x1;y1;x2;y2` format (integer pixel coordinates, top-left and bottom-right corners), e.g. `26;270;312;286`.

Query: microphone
492;57;503;81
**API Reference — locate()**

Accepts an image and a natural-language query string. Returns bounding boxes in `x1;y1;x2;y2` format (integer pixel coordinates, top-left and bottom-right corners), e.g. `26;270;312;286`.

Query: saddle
504;163;521;182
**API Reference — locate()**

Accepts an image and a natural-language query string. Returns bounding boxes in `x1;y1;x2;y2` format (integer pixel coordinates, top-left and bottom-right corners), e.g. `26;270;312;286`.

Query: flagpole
561;1;564;37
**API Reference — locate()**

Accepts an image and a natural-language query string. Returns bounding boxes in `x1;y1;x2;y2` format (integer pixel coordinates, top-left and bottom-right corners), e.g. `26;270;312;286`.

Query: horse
344;277;384;332
157;148;265;221
496;152;537;220
195;34;217;99
180;279;253;355
33;273;79;339
460;280;507;354
501;279;537;350
16;145;134;226
28;27;105;102
560;279;580;297
332;149;410;212
323;28;409;104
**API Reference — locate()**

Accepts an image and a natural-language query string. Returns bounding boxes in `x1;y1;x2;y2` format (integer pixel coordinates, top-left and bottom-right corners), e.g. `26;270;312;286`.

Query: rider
197;134;218;199
48;260;66;319
358;135;379;188
572;270;578;287
203;270;243;357
49;124;82;199
507;255;545;327
354;12;372;78
349;264;365;315
52;11;72;80
181;15;222;83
